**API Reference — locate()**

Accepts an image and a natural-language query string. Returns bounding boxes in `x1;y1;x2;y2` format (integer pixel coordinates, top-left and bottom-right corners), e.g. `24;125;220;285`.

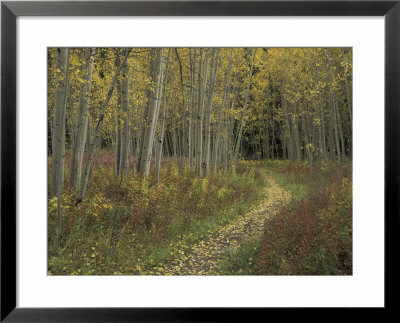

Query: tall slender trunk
233;49;256;164
331;96;341;164
188;49;196;168
196;49;209;177
175;48;187;162
119;59;131;177
156;94;170;183
114;109;121;176
114;52;122;177
78;49;131;202
51;48;70;197
137;48;165;177
327;49;341;164
342;48;352;129
214;48;233;170
52;48;70;246
155;49;171;182
282;97;294;161
292;103;302;162
70;48;95;191
334;97;346;161
133;104;145;176
204;48;220;176
318;87;328;162
262;106;270;159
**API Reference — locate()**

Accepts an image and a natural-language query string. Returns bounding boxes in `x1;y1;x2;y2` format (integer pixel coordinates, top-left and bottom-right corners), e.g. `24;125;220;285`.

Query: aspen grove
48;48;352;275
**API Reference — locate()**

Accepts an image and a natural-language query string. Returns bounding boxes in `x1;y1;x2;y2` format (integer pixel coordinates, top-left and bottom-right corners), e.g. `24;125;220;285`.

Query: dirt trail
160;172;291;275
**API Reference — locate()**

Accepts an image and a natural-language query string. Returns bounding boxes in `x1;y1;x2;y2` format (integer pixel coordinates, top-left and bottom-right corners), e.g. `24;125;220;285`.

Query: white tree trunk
51;48;70;197
195;49;209;177
188;48;196;168
78;49;131;202
233;49;256;164
70;48;95;191
214;48;233;170
137;48;165;177
119;59;131;177
51;48;70;246
204;48;220;176
156;49;171;182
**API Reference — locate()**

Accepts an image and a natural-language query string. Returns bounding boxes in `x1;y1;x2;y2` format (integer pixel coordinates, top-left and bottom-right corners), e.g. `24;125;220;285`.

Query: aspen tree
342;48;352;129
51;48;69;246
119;58;130;177
114;51;122;177
214;48;233;170
77;49;131;202
51;48;70;197
204;48;220;176
196;49;210;177
70;48;95;191
156;49;171;183
48;47;354;205
327;49;341;164
137;48;165;177
233;48;256;164
188;48;196;168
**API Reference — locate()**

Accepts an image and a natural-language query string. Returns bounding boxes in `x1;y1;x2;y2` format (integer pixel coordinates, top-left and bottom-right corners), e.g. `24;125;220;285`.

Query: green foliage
257;161;352;275
48;156;265;275
213;238;261;275
273;172;307;201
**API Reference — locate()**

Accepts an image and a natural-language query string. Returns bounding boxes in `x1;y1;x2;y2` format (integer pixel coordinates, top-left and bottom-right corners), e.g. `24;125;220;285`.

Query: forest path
160;171;292;275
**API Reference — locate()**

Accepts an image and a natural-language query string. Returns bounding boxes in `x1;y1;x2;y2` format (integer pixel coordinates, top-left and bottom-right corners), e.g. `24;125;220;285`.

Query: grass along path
159;172;292;275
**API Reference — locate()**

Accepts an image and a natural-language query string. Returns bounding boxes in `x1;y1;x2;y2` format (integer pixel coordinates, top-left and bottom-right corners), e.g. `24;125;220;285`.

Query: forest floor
159;171;292;275
48;160;352;275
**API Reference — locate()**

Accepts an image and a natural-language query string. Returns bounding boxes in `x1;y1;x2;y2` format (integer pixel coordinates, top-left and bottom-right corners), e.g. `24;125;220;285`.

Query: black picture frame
1;0;399;321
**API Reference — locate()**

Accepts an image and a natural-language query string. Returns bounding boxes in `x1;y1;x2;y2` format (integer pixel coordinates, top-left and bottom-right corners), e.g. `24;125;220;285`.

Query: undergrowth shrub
48;154;264;275
257;161;352;275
